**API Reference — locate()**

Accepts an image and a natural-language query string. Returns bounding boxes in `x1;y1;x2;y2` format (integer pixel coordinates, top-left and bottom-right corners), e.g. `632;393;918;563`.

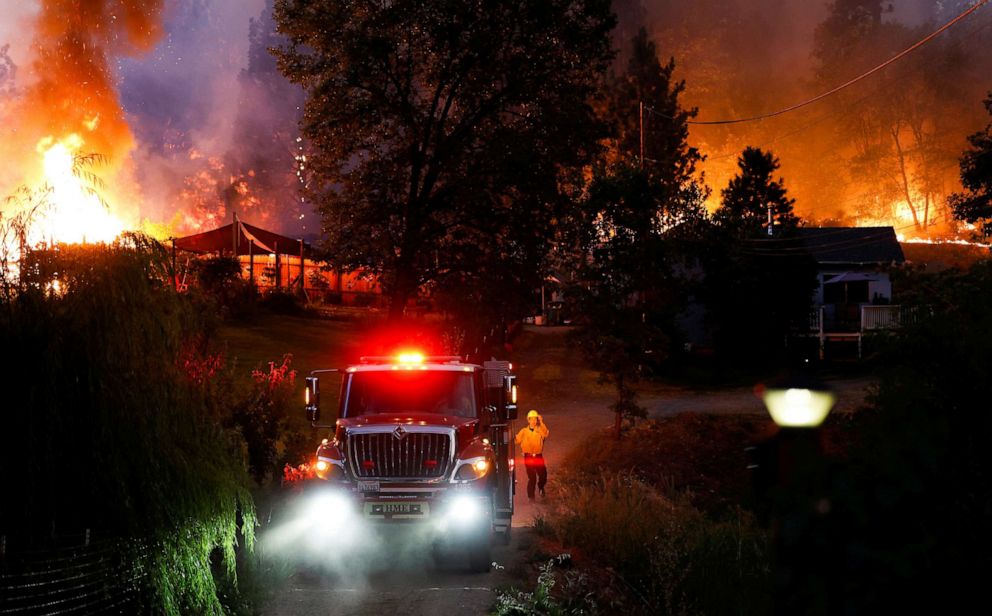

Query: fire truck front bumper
300;481;491;537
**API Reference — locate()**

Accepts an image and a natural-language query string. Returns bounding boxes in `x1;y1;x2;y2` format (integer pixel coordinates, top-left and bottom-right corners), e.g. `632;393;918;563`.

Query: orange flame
26;135;129;246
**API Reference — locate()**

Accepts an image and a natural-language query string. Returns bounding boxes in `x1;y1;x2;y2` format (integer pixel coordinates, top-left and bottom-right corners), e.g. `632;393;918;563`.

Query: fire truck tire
467;535;491;573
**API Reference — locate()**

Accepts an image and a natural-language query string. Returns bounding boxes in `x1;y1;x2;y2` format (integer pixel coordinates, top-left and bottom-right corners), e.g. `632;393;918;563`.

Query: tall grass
0;234;255;614
540;471;771;615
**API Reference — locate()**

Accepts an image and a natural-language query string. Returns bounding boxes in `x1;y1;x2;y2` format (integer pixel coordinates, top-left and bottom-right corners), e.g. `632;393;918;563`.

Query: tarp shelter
171;215;313;291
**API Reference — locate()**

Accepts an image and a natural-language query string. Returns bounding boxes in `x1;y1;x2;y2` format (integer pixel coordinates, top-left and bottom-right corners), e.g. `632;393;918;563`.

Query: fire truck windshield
343;370;477;418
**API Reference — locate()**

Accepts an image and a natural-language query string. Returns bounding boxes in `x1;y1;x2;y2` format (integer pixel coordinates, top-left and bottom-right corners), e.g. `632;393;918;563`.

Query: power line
701;10;992;161
644;0;989;126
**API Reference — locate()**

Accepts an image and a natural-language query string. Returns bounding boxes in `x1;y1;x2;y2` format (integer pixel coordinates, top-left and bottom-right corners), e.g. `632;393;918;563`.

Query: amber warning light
397;352;425;364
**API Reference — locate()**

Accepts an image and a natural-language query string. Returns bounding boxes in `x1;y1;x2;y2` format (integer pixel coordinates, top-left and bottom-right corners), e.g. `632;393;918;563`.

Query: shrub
230;355;298;483
494;555;600;616
0;236;255;614
259;289;303;314
562;416;775;515
539;471;771;615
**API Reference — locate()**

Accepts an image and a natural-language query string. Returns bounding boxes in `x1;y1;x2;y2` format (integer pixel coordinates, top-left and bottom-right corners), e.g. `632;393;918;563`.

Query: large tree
273;0;614;319
570;30;708;436
949;93;992;240
714;146;799;238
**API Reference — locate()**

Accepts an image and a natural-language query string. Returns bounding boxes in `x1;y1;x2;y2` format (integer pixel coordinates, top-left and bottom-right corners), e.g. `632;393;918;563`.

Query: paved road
262;325;874;614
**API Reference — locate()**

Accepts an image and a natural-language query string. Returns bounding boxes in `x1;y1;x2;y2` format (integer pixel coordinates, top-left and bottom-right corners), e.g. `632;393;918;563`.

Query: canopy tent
170;215;314;292
171;215;312;257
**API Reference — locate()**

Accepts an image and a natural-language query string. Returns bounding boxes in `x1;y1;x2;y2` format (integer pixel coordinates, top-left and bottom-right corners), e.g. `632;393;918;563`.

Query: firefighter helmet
527;410;539;419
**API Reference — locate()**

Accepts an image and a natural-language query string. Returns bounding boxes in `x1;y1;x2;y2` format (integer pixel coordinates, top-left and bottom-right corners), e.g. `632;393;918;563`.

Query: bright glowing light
448;496;482;523
762;387;836;428
473;459;489;473
27;136;127;246
397;352;425;364
315;460;329;472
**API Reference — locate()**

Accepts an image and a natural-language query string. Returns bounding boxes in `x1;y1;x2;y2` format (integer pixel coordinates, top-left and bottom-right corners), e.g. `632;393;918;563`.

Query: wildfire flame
26;135;129;247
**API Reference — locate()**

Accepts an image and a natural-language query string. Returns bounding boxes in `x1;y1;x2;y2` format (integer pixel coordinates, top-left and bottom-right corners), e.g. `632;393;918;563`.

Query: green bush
562;416;774;515
540;471;771;615
494;555;600;616
259;289;304;314
0;236;255;615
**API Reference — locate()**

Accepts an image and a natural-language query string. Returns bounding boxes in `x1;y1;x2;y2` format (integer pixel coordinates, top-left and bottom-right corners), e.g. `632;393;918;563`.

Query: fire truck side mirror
305;376;320;423
504;375;518;420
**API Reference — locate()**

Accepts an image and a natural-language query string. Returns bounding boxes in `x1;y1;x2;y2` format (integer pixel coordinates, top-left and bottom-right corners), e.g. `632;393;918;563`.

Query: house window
824;280;870;304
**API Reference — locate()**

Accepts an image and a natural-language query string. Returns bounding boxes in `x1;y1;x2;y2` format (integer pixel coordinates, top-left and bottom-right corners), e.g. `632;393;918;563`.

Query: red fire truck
302;353;518;572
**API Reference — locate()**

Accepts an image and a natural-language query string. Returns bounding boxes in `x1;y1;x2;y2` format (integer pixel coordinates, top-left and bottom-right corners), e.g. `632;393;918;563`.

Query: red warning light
397;352;425;364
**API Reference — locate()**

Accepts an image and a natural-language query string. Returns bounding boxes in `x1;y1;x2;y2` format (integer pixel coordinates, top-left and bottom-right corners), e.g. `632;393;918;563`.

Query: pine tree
714;146;798;238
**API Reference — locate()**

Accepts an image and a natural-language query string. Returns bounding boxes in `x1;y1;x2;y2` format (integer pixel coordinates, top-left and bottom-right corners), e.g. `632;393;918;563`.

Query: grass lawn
216;311;379;419
218;313;359;378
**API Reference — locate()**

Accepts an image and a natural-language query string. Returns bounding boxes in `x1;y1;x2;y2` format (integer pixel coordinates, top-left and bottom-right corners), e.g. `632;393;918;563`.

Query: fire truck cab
303;353;518;572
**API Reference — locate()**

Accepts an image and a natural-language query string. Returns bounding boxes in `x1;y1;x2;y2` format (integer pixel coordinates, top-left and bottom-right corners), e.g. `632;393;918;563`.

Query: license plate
365;502;429;518
357;480;380;493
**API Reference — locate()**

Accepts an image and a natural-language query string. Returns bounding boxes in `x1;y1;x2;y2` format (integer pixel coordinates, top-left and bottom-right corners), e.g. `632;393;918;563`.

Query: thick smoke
626;0;992;236
0;0;164;226
1;0;309;238
119;0;309;236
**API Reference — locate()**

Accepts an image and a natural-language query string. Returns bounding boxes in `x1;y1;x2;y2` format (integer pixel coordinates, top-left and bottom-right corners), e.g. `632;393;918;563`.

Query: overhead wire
643;0;990;126
699;9;992;161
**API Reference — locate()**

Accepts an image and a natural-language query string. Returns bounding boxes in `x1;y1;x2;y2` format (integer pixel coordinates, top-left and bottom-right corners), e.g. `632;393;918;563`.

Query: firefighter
515;410;550;499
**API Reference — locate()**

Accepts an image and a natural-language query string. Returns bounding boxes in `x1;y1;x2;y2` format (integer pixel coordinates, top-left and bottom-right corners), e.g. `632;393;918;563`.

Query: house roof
795;227;904;265
172;220;312;257
748;227;905;265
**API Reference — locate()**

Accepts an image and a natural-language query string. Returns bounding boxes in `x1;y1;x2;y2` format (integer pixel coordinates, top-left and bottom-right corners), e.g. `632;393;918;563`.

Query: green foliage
273;0;615;318
192;255;257;318
831;259;992;612
714;147;799;238
540;471;771;615
0;236;256;614
562;416;774;514
568;30;708;433
231;355;298;483
259;289;304;315
949;92;992;239
494;555;600;616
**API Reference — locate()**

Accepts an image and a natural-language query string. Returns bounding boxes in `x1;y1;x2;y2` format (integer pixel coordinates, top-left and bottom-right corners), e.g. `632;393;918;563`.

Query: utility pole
767;202;774;237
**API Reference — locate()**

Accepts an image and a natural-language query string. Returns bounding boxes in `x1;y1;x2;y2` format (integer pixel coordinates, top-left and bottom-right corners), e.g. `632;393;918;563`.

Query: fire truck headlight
304;490;353;527
453;457;491;481
448;496;482;523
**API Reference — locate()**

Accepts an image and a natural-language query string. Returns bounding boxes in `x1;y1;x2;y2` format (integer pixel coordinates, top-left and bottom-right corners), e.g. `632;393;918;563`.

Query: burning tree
272;0;615;320
949;92;992;241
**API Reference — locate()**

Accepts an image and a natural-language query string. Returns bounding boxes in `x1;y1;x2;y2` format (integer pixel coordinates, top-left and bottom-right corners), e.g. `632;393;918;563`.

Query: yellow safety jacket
515;422;549;455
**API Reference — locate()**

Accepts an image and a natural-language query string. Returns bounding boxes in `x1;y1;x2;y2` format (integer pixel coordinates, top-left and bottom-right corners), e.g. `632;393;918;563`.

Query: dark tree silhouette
570;31;707;437
950;93;992;240
715;146;798;238
273;0;615;320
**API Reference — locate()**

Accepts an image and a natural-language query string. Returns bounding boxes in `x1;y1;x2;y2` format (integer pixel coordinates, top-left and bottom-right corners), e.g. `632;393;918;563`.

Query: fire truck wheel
467;535;491;573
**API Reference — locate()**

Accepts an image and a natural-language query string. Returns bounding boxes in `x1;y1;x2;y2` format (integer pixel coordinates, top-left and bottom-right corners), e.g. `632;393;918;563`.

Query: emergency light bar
359;355;464;364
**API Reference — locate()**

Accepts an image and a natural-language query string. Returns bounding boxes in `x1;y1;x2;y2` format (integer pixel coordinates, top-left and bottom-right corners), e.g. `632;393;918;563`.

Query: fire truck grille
348;431;451;479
